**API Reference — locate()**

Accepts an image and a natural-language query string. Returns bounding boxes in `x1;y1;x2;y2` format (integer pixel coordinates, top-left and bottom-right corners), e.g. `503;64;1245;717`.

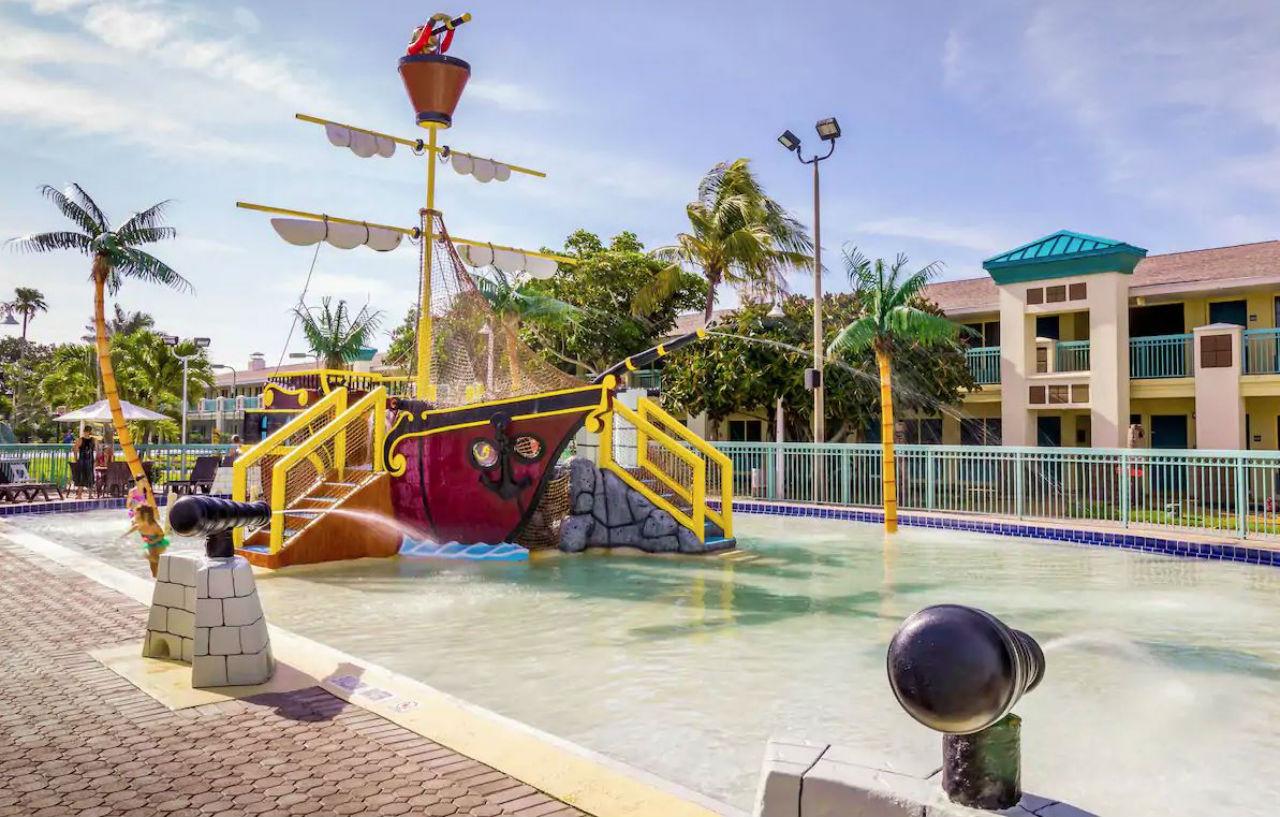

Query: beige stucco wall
1193;324;1245;450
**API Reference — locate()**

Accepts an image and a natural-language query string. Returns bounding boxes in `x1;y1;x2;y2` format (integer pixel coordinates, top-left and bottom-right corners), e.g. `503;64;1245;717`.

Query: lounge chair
169;455;221;496
0;462;63;503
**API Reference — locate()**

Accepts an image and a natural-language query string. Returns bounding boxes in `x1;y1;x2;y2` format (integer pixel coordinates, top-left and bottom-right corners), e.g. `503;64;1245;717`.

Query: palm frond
6;231;92;255
37;185;103;235
828;316;879;357
886;307;963;345
66;183;109;232
115;200;173;239
631;263;688;318
116;225;177;247
114;248;192;295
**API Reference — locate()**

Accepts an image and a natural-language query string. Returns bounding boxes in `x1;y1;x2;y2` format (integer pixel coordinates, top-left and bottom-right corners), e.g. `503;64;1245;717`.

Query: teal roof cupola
983;230;1147;284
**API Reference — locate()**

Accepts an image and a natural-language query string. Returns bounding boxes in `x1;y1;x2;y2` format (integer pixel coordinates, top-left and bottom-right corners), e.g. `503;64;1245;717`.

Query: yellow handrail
599;401;706;542
266;387;387;553
637;396;734;539
231;387;349;547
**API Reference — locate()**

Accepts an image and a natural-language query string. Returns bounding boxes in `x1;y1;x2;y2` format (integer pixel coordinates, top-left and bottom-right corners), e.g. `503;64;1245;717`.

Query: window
728;419;763;442
1035;315;1060;340
1071;384;1089;403
983;322;1001;347
1046;285;1067;303
901;418;942;444
1026;288;1044;305
1035;347;1048;374
1048;385;1069;404
1029;385;1047;404
961;418;1001;446
1068;282;1087;300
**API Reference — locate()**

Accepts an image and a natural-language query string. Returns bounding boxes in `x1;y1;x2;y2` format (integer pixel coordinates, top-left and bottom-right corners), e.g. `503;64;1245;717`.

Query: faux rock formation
559;457;732;554
143;551;274;688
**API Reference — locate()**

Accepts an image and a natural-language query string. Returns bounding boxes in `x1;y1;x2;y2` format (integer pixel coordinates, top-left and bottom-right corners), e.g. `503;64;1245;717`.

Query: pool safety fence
712;442;1280;541
0;444;237;490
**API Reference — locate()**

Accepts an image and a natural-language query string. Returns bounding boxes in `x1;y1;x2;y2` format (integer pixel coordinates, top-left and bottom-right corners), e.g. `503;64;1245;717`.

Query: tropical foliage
652;159;812;323
293;297;384;370
522;230;706;376
660;292;973;444
8;287;47;341
471;266;580;388
7;183;189;519
828;250;969;531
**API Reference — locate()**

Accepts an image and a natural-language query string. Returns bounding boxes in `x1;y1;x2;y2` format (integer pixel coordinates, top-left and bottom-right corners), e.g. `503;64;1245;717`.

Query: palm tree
472;269;579;388
828;250;968;533
110;305;155;335
652;159;812;324
293;297;384;370
39;344;97;412
9;287;47;341
8;184;189;517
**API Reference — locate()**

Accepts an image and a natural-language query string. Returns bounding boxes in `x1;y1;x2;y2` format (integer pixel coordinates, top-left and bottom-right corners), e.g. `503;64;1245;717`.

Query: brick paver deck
0;541;587;817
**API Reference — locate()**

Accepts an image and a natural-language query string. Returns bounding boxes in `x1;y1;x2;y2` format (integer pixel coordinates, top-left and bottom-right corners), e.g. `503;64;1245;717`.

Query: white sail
366;226;403;252
325;222;368;249
271;218;327;246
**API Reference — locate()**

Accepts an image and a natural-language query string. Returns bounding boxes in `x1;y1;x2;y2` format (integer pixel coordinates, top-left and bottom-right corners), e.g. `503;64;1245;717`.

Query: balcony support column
1194;324;1245;450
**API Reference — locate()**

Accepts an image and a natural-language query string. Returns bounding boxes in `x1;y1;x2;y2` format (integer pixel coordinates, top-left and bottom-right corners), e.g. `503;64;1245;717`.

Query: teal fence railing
712;442;1280;541
0;443;235;490
630;370;662;391
1130;334;1192;378
1055;340;1090;372
1243;329;1280;375
965;347;1001;384
197;396;263;413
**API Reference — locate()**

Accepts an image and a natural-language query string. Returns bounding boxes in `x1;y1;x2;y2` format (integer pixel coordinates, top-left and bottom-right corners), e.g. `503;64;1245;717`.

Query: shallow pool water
7;509;1280;816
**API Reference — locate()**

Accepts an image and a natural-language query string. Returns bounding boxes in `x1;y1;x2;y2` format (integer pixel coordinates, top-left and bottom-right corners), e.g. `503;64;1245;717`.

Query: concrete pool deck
0;526;740;817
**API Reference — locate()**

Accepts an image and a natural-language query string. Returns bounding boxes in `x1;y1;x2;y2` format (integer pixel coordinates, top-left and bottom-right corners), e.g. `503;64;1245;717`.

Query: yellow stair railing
267;387;388;553
636;396;733;539
599;400;705;541
231;387;349;548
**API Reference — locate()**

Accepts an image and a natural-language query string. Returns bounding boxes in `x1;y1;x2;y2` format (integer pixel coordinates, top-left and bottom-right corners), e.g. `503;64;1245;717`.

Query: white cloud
466;79;554;113
943;0;1280;239
231;6;258;34
854;216;1012;255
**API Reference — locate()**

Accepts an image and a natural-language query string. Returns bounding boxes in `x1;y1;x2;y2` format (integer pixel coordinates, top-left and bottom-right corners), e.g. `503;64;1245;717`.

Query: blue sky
2;0;1278;367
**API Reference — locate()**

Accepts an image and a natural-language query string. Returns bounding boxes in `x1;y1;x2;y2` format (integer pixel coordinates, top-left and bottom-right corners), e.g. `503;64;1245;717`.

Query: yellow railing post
373;388;387;472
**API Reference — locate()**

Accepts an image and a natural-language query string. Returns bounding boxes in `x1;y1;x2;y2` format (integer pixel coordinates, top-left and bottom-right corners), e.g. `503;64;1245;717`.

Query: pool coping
726;500;1280;568
0;520;747;817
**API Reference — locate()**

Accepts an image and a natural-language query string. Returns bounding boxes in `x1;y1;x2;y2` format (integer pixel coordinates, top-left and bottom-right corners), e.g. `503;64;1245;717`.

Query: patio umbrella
54;399;171;423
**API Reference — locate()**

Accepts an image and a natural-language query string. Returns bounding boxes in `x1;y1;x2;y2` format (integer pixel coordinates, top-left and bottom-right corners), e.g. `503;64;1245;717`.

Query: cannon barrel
168;495;272;558
886;604;1045;810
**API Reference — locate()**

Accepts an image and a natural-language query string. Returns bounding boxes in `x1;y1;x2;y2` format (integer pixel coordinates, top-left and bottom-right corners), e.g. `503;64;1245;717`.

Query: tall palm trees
654;159;812;324
293;297;384;370
8;184;189;516
829;250;966;532
9;287;47;341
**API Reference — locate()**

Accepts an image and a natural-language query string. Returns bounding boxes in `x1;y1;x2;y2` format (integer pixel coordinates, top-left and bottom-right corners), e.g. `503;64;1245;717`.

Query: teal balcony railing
1055;340;1090;372
965;347;1001;384
0;443;235;489
1244;328;1280;375
1131;334;1192;379
714;441;1280;541
631;369;662;391
198;396;264;413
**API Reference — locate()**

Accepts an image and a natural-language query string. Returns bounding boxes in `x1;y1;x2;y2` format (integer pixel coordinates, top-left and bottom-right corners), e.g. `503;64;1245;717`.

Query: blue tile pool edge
722;501;1280;569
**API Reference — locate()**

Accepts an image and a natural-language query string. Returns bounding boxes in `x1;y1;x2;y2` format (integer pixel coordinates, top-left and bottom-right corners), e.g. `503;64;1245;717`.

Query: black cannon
168;495;271;558
886;604;1046;810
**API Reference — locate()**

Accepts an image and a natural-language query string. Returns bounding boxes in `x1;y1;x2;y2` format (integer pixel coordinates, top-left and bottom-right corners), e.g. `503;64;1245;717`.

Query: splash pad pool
7;509;1280;816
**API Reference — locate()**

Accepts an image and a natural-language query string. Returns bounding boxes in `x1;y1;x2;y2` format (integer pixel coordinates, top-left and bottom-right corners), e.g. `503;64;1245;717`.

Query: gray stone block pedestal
143;551;274;688
753;739;1100;817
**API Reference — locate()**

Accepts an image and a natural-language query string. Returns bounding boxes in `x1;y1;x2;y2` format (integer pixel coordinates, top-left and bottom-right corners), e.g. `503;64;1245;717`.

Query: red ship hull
383;386;609;544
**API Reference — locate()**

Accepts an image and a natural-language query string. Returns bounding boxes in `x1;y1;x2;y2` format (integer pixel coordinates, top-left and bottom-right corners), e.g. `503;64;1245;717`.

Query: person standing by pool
74;427;96;497
123;504;168;577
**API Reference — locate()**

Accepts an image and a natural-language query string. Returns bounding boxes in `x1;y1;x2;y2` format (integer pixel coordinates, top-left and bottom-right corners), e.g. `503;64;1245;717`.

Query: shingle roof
924;239;1280;314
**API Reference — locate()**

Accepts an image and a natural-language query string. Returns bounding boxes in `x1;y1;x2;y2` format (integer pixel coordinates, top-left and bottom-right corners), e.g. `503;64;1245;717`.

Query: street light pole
164;335;211;446
210;364;237;439
778;118;841;447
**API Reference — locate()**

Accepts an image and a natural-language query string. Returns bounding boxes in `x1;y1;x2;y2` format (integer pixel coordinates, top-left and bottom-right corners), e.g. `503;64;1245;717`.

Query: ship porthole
469;438;499;470
514;435;544;463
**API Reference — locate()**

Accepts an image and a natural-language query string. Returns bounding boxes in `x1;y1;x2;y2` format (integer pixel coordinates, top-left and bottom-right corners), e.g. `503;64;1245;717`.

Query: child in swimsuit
125;504;169;578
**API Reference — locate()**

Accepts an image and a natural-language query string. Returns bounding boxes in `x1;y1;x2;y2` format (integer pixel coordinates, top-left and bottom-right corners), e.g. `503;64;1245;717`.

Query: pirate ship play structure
228;12;734;568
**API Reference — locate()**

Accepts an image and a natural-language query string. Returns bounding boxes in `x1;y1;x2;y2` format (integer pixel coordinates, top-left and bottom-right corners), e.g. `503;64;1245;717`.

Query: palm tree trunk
875;348;898;533
94;258;157;515
702;271;720;325
20;313;28;341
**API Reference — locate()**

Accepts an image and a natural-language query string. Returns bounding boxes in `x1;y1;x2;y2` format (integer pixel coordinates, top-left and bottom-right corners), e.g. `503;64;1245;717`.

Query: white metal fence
713;442;1280;540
